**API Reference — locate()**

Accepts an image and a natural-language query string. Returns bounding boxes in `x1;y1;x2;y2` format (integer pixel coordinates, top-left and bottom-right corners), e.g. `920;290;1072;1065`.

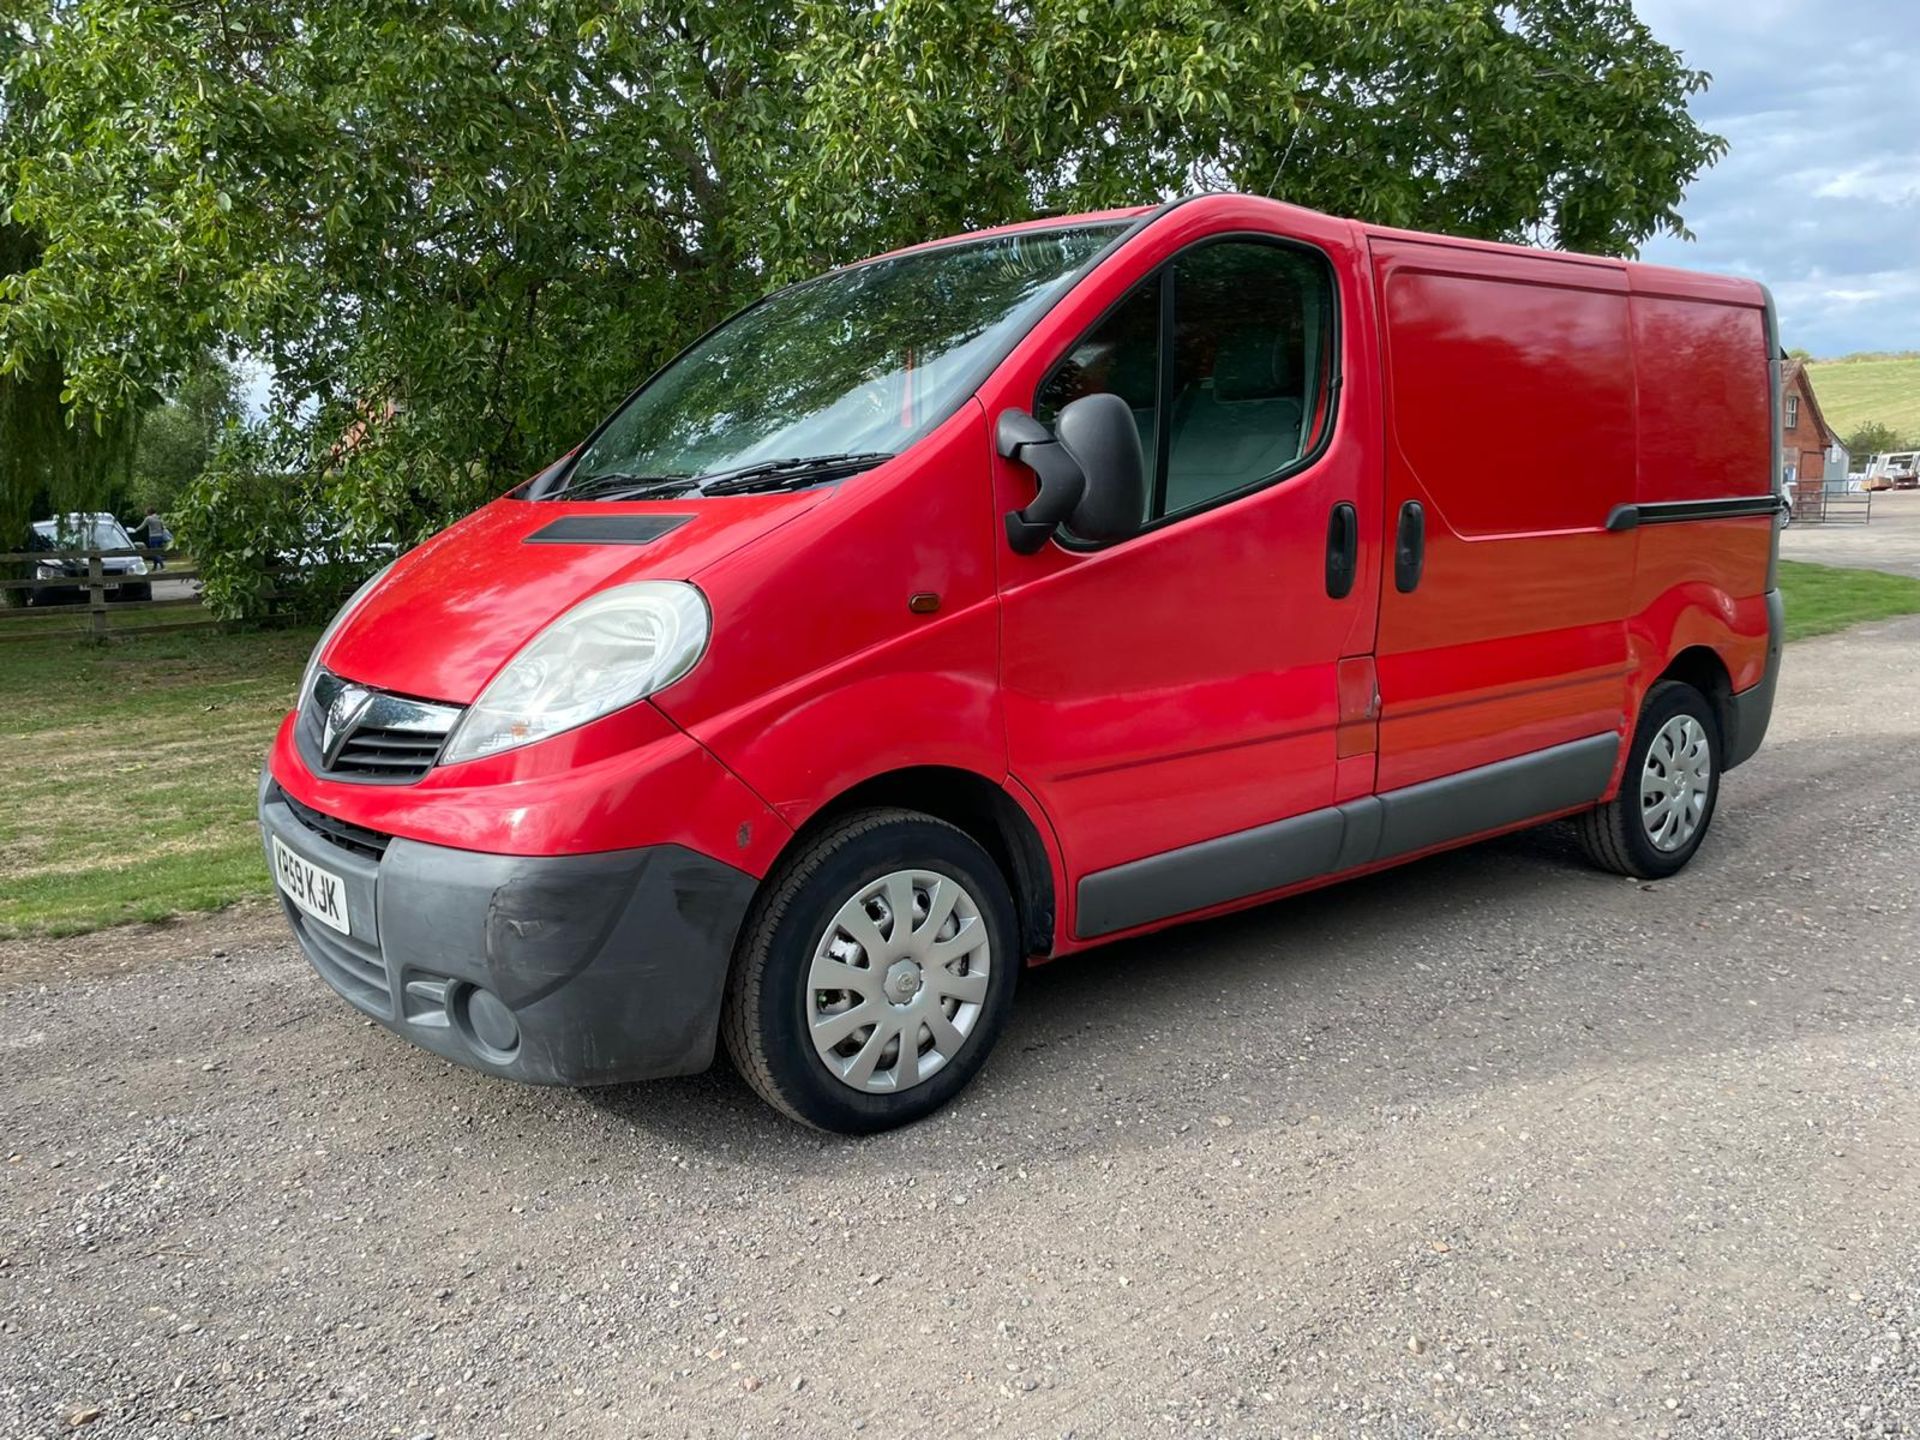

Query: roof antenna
1267;120;1304;199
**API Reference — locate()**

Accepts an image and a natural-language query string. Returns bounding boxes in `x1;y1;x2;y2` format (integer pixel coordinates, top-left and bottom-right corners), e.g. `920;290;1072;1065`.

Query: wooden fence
0;546;220;640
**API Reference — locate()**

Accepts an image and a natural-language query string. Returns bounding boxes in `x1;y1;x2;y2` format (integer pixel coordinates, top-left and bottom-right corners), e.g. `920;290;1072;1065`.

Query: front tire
721;809;1020;1134
1576;680;1721;879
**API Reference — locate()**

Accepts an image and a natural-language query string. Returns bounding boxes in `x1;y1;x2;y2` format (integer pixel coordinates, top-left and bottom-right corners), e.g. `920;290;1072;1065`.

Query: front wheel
721;809;1020;1134
1576;680;1720;879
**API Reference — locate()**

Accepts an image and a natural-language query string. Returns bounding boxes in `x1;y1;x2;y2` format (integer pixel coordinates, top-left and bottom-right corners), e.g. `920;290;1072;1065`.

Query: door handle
1394;500;1425;593
1325;502;1357;599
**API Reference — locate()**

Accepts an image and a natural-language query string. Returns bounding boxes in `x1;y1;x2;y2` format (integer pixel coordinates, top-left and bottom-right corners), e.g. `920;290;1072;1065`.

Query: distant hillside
1806;354;1920;444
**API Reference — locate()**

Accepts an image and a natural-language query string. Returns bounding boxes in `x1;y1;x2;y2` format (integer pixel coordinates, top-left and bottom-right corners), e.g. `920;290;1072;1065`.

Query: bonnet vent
524;514;692;545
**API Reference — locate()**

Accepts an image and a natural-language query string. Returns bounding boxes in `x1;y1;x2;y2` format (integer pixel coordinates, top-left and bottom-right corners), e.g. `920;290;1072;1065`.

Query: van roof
860;193;1765;309
1339;203;1763;307
851;205;1159;269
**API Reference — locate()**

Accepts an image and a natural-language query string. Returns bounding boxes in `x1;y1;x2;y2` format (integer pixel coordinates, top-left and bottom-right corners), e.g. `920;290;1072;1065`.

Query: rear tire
721;809;1020;1134
1576;680;1720;879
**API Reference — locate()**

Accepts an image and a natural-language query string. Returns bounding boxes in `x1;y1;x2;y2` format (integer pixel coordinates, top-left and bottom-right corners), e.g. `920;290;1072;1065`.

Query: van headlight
441;581;710;766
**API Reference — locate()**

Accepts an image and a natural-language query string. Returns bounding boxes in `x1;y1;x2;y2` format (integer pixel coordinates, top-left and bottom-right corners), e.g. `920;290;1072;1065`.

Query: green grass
1806;354;1920;443
0;605;219;637
0;561;1916;940
0;627;318;938
1777;559;1920;642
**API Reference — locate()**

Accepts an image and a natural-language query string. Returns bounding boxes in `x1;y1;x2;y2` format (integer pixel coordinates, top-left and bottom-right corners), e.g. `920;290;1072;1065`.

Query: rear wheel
1576;680;1720;879
721;809;1020;1134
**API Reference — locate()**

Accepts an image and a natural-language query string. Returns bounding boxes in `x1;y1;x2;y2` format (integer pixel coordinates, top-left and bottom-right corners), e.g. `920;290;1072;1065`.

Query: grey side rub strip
1074;733;1621;939
1604;495;1784;531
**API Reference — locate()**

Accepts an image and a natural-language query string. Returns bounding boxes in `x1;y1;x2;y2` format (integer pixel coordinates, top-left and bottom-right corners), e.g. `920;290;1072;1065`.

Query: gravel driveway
1785;488;1920;579
4;617;1919;1439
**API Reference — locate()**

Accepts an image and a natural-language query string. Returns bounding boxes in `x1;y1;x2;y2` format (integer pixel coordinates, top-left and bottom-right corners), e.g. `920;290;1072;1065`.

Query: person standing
131;507;171;571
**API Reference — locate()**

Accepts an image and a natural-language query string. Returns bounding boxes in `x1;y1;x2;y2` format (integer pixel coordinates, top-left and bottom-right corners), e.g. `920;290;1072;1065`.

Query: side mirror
998;394;1146;553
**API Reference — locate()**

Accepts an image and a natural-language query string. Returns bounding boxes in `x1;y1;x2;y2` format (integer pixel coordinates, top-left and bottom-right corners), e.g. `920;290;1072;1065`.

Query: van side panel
1630;294;1771;504
1623;280;1775;732
1369;241;1636;793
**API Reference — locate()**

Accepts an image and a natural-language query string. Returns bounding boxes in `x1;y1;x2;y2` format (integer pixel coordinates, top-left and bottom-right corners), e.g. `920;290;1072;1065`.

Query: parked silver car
27;514;153;606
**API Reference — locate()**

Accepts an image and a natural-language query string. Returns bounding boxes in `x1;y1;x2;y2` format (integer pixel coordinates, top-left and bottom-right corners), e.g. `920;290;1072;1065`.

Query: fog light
451;983;521;1064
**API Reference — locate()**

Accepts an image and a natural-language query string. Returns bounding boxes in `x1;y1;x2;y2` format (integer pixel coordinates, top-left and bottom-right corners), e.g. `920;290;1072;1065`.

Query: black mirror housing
998;395;1145;553
997;410;1085;554
1056;393;1146;543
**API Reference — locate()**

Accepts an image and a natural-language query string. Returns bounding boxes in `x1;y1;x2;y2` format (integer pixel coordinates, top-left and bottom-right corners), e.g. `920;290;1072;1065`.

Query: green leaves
1845;420;1912;457
2;0;1722;561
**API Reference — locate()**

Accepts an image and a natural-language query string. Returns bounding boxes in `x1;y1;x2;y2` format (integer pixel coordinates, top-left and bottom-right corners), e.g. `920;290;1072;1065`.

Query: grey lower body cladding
259;776;757;1086
1075;732;1621;939
1722;588;1784;771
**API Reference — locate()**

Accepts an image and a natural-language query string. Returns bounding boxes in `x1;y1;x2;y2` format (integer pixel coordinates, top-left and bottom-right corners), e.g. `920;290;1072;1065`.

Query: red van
260;193;1784;1133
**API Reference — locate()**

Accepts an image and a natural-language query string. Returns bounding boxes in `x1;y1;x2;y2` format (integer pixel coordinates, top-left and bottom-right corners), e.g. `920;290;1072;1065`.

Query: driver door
986;207;1382;940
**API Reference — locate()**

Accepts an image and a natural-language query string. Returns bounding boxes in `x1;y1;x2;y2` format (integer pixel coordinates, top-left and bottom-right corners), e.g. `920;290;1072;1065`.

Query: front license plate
272;835;350;936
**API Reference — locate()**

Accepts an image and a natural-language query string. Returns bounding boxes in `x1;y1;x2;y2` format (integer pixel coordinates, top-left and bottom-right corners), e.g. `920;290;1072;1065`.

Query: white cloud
1771;269;1920;312
1810;161;1920;206
1633;0;1920;355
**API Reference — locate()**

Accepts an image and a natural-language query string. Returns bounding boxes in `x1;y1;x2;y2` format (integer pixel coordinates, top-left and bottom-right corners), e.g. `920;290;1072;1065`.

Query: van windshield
558;222;1128;499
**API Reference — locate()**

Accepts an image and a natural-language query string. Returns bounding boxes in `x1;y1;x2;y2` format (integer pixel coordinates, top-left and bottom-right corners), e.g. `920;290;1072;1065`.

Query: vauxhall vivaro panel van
261;193;1784;1132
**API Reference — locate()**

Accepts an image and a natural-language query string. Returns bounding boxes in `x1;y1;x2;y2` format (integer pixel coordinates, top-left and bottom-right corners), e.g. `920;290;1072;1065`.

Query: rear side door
1368;239;1635;815
986;204;1384;941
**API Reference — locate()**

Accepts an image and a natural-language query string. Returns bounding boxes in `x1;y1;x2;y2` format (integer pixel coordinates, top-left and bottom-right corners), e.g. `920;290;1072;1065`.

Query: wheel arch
772;766;1059;958
1653;644;1735;751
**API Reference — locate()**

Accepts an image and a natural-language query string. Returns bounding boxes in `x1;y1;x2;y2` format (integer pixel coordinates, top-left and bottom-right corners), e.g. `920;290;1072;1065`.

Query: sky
1633;0;1920;358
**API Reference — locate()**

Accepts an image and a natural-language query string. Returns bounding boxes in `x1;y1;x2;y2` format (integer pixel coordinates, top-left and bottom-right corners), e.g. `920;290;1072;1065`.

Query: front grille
278;787;392;862
331;727;447;779
302;669;462;784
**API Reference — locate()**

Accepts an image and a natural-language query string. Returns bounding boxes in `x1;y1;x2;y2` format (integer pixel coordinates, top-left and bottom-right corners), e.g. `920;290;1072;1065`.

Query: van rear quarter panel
1626;270;1775;703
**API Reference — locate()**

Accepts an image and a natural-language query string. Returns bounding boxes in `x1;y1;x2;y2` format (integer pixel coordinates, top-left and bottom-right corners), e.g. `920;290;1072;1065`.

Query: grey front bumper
258;777;758;1086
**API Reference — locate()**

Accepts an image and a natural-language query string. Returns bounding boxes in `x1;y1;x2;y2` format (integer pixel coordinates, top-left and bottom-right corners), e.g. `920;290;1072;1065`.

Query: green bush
176;414;495;623
173;431;311;620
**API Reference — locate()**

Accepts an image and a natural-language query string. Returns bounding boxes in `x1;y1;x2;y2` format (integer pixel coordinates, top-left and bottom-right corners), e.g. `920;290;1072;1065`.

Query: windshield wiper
697;452;895;496
558;470;700;501
558;452;894;501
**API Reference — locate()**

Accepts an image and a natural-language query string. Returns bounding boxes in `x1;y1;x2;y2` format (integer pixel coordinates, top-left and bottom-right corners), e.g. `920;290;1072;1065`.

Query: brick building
1780;358;1840;511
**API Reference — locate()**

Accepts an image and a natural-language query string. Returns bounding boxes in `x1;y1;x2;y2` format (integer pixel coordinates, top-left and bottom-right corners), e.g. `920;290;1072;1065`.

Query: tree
1845;421;1908;459
131;354;242;512
0;20;141;545
2;0;1726;550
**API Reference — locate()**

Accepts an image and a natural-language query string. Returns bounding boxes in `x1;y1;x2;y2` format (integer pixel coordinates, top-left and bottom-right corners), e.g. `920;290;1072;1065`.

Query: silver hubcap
806;869;992;1094
1642;714;1712;852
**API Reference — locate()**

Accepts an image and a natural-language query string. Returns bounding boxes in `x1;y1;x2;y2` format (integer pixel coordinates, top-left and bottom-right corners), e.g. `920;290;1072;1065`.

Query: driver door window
1034;280;1161;492
1035;239;1336;529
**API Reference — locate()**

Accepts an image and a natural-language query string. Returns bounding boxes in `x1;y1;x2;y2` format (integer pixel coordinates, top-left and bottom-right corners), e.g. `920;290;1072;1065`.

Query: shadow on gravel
573;737;1909;1173
580;823;1617;1161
